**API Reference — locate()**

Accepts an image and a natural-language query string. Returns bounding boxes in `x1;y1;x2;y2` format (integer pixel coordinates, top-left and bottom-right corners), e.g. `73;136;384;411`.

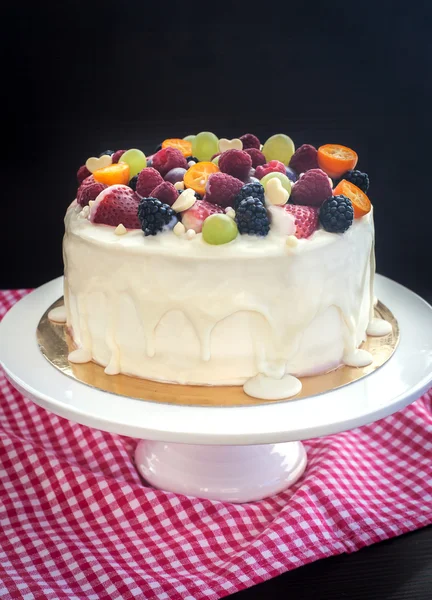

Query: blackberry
235;197;270;236
99;150;115;157
234;182;265;210
129;175;139;191
320;195;353;233
186;155;199;163
138;197;177;236
342;169;369;193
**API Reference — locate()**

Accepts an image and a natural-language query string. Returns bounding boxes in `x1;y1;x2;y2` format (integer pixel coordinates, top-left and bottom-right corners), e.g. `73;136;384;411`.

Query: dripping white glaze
68;348;92;364
48;305;67;323
343;349;373;368
367;318;392;337
243;373;302;400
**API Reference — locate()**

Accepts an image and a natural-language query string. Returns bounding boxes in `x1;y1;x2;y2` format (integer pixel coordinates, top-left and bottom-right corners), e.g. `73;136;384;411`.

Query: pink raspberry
291;168;332;207
240;133;261;150
112;149;126;164
283;204;319;239
152;147;187;177
204;172;244;208
136;167;164;197
151;181;178;206
289;144;318;174
255;160;286;180
219;150;252;182
181;200;224;233
77;165;91;184
89;184;141;229
244;148;266;168
76;175;107;207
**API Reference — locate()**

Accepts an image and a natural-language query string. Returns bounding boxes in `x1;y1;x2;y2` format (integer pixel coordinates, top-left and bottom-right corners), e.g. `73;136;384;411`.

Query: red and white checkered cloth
1;289;431;600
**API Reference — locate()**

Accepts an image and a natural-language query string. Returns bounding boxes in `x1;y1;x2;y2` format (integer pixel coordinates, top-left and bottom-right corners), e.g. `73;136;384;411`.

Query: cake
58;133;391;400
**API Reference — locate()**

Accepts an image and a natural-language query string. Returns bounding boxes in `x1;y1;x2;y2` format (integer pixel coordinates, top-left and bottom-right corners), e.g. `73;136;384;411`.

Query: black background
3;2;432;598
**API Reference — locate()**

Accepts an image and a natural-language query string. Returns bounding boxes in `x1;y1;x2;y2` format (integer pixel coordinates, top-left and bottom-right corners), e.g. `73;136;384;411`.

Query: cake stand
1;275;432;503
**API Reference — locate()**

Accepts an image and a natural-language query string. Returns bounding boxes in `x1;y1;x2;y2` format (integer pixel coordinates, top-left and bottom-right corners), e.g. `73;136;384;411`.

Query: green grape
260;172;292;194
120;149;147;179
192;131;219;162
202;214;238;245
211;155;220;166
262;134;295;165
183;135;196;143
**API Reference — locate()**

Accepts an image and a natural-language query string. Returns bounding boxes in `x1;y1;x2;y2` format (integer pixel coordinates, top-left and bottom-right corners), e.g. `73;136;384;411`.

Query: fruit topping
89;184;141;228
204;172;244;208
162;138;193;157
202;214;238;245
85;154;112;173
283;204;319;239
240;133;261;150
320;195;354;233
152;147;188;177
244;148;266;168
136;167;164;197
137;198;178;236
184;161;219;196
77;176;108;207
112;149;126;163
317;144;358;178
332;179;371;218
255;160;286;180
234;182;265;210
119;149;147;178
264;177;290;205
341;169;370;193
285;166;298;183
150;181;178;206
267;205;296;236
99;150;115;157
129;175;138;191
93;162;130;186
164;167;188;184
171;188;197;213
183;135;196;143
77;165;91;184
235;197;270;236
262;134;295;165
186;155;199;165
218;138;243;153
289;144;319;174
181;200;224;233
290;168;332;207
192;131;219;162
218;150;252;182
260;172;292;195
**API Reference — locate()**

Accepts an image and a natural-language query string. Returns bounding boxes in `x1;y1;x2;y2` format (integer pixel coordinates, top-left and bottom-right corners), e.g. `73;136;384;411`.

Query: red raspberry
89;184;141;228
136;167;164;197
255;160;286;180
152;147;187;177
181;200;224;233
219;150;252;182
76;175;107;207
77;165;91;184
240;133;261;150
283;205;319;239
244;148;266;168
204;172;244;208
150;181;178;206
289;144;318;174
112;149;126;164
291;168;332;207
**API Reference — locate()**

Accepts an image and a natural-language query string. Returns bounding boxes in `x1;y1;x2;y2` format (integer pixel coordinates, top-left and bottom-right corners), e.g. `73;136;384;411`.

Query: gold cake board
37;298;399;408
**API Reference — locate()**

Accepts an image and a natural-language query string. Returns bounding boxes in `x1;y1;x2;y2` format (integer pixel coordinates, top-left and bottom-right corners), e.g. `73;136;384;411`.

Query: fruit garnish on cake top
75;134;372;244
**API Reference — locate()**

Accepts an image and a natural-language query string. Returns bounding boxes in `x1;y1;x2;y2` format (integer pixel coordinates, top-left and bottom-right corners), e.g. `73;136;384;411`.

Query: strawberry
181;200;224;233
290;168;332;207
136;167;164;197
283;204;319;239
89;184;141;228
204;172;243;208
76;175;107;207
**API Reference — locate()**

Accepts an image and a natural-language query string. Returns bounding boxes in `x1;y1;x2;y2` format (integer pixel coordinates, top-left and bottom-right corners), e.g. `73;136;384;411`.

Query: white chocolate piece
173;222;186;236
265;177;289;206
89;200;96;209
218;138;243;153
188;160;196;166
226;208;236;219
85;155;112;173
171;188;197;213
174;181;185;191
186;229;196;240
81;205;90;219
286;235;299;248
115;224;127;236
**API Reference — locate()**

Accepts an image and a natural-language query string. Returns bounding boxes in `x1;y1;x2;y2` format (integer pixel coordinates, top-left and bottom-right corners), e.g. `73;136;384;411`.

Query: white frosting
48;306;67;323
63;201;375;385
243;373;302;400
68;348;92;364
343;349;373;368
367;318;392;336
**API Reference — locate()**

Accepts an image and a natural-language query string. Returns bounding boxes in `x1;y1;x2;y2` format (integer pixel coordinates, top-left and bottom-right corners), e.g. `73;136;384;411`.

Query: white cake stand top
1;275;431;445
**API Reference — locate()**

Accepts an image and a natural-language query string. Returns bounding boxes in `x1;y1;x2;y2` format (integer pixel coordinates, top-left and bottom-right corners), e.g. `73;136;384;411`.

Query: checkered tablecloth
1;289;431;600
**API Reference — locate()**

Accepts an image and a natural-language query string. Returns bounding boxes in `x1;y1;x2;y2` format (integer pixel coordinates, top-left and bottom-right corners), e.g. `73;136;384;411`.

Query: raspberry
320;195;353;233
234;182;265;210
138;198;178;236
152;147;187;177
112;149;126;164
255;160;286;180
76;175;107;207
290;168;332;207
219;150;252;182
244;148;266;168
136;167;164;197
235;197;270;236
181;200;224;233
204;172;243;208
341;169;369;193
283;204;319;239
150;181;178;206
289;144;319;174
77;165;91;184
240;133;261;150
89;184;141;228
